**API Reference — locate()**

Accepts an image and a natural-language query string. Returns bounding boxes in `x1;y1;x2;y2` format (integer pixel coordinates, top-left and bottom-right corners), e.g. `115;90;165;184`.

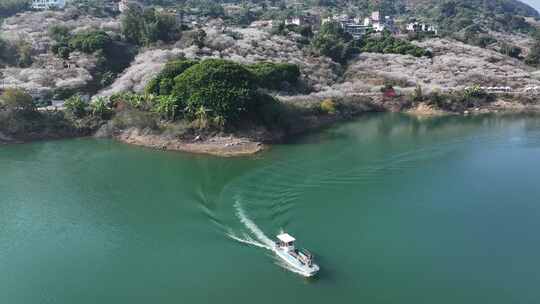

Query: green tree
145;59;198;95
14;40;32;67
121;6;181;46
311;21;358;64
69;31;112;54
246;62;300;90
360;33;431;58
121;6;145;45
172;59;258;123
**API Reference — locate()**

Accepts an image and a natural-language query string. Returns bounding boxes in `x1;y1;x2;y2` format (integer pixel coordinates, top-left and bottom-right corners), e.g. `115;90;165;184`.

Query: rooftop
277;233;296;243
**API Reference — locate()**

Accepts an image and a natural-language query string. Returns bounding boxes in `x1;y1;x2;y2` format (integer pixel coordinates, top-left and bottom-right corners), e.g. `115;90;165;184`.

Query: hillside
404;0;538;18
2;1;540;107
405;0;540;35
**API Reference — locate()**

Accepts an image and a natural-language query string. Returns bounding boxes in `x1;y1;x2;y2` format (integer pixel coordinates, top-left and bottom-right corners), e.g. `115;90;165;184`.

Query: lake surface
2;113;540;304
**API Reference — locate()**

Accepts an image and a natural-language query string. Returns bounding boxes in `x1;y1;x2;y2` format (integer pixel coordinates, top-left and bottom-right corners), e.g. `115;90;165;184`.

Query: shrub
121;6;182;46
48;25;71;43
360;34;431;58
90;97;113;119
320;99;337;114
52;44;71;59
249;92;290;129
0;88;34;112
172;59;258;124
499;43;522;59
145;59;198;95
99;71;116;87
69;31;112;54
463;85;487;98
109;92;155;111
152;95;179;121
64;94;87;118
246;62;300;90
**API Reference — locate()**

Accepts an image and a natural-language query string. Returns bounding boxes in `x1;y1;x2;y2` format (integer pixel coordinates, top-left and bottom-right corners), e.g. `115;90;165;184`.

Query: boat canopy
277;233;296;243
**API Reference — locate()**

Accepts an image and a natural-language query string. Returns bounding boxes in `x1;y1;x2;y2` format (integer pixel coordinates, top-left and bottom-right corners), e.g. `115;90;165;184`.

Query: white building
285;14;321;28
322;15;370;40
31;0;66;10
363;11;394;32
406;22;438;34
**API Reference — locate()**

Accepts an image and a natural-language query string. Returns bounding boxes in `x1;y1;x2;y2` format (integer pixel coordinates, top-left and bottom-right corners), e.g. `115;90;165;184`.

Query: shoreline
2;101;540;156
100;102;540;157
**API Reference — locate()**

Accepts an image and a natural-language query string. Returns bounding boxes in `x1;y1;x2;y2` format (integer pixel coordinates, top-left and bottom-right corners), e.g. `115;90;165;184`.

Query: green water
2;113;540;304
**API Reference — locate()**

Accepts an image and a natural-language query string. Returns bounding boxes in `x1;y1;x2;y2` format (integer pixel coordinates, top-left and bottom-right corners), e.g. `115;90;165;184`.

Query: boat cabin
277;233;296;250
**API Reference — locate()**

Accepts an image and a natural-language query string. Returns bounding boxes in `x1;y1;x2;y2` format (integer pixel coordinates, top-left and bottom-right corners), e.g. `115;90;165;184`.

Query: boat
274;233;320;277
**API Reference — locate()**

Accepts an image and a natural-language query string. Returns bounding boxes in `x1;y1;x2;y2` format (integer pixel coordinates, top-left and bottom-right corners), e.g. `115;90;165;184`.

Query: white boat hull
274;246;320;277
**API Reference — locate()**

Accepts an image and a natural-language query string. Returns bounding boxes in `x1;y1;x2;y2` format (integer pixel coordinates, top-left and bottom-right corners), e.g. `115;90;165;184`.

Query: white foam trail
230;201;315;277
226;231;270;249
233;200;275;248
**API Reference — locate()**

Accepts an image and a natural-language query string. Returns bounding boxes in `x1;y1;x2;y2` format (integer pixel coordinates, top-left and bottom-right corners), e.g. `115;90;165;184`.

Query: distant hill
403;0;539;18
399;0;539;46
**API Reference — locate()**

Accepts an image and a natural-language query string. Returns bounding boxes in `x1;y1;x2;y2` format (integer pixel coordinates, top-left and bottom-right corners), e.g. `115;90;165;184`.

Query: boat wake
228;200;315;277
226;231;270;250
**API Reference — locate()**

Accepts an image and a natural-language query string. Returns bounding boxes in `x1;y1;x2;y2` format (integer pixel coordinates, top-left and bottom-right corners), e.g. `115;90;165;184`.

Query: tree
360;33;431;58
246;62;300;90
121;6;181;46
172;59;258;123
69;31;112;54
145;59;198;95
311;21;358;64
121;6;145;45
0;88;34;112
14;40;32;67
